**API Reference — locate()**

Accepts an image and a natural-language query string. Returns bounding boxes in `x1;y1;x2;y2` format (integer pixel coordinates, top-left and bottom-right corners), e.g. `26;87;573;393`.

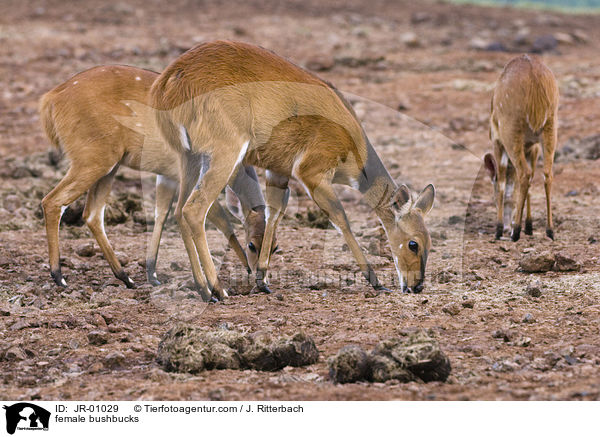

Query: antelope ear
225;186;244;222
390;184;412;212
484;153;496;181
415;184;435;215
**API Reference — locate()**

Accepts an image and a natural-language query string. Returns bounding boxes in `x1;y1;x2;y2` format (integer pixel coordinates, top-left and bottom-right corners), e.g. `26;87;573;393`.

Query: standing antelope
484;54;558;241
150;40;435;300
40;65;269;292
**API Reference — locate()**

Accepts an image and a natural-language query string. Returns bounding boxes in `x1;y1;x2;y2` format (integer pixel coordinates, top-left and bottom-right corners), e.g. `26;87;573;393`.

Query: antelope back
149;40;367;170
491;54;558;138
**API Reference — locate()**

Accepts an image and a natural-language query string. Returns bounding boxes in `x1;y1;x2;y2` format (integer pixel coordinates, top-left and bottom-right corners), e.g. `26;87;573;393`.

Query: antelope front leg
255;170;290;294
146;175;176;286
493;144;508;240
182;146;244;301
306;178;388;293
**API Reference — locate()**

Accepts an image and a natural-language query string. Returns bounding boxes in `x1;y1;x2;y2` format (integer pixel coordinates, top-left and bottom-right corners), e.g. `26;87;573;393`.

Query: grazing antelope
484;54;558;241
150;40;435;300
40;65;268;291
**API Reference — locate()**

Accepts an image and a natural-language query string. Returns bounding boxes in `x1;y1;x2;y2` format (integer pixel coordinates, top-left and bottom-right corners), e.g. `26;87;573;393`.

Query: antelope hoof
146;260;161;286
495;223;503;240
51;270;67;288
256;280;273;294
148;275;161;286
374;284;392;294
211;284;228;301
116;271;136;289
511;225;521;242
525;220;533;235
546;228;554;240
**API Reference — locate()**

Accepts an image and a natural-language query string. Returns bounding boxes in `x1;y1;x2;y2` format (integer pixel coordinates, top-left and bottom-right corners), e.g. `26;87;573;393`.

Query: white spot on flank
135;76;141;81
135;122;142;127
73;81;78;85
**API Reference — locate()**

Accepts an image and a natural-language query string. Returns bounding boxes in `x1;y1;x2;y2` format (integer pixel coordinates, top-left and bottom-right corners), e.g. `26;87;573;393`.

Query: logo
3;403;50;435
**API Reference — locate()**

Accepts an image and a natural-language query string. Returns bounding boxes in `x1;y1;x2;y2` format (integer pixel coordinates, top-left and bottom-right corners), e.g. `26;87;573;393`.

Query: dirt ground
1;0;599;400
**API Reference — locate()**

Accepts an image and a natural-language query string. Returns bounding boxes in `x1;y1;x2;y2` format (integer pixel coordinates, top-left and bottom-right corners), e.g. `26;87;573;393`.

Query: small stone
519;251;555;273
88;362;104;373
516;337;532;347
554;32;574;45
461;299;475;309
442;303;461;316
10;319;30;331
401;32;420;48
448;215;463;225
93;313;108;329
104;351;126;369
75;243;95;257
525;282;542;297
522;313;535;324
553;253;581;272
531;34;558;53
492;360;517;372
4;346;27;361
88;330;109;346
492;329;516;343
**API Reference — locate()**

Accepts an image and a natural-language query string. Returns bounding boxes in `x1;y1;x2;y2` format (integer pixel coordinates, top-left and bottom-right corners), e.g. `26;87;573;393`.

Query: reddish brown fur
39;65;257;289
149;41;435;297
486;54;559;241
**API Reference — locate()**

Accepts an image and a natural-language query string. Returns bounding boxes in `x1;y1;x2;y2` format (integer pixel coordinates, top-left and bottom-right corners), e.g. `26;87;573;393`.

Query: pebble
519;251;555;273
104;351;126;369
525;282;542;297
442;303;461;316
76;243;96;257
88;330;109;346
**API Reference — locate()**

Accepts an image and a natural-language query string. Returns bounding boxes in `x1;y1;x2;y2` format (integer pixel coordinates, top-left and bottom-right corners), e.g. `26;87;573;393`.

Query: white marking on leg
234;141;250;167
60;206;68;218
60;277;67;286
179;125;191;150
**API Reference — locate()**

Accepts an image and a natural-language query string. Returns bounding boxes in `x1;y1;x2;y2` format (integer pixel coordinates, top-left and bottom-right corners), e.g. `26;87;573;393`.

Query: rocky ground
0;0;599;400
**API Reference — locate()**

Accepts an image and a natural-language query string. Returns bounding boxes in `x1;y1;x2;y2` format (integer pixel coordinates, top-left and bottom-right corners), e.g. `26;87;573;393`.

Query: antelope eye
248;242;257;253
408;240;418;253
271;245;279;254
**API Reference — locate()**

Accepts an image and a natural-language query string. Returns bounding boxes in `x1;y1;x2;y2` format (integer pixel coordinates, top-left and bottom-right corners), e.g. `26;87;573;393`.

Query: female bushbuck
40;65;268;293
150;41;436;300
484;54;558;241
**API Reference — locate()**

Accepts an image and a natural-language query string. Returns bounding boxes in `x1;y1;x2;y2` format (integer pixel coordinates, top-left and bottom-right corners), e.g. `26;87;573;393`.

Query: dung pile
157;325;319;374
328;330;451;384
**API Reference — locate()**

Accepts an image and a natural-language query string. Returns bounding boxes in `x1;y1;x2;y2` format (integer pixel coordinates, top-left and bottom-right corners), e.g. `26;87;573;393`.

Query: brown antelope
484;54;558;241
149;40;435;300
39;65;269;293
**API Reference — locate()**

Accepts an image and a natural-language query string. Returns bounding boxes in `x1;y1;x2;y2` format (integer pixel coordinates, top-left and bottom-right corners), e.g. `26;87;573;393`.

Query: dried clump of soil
157;325;319;374
328;330;451;384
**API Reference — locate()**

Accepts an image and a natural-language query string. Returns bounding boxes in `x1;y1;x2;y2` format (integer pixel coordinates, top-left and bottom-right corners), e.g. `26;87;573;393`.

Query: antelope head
379;184;435;293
